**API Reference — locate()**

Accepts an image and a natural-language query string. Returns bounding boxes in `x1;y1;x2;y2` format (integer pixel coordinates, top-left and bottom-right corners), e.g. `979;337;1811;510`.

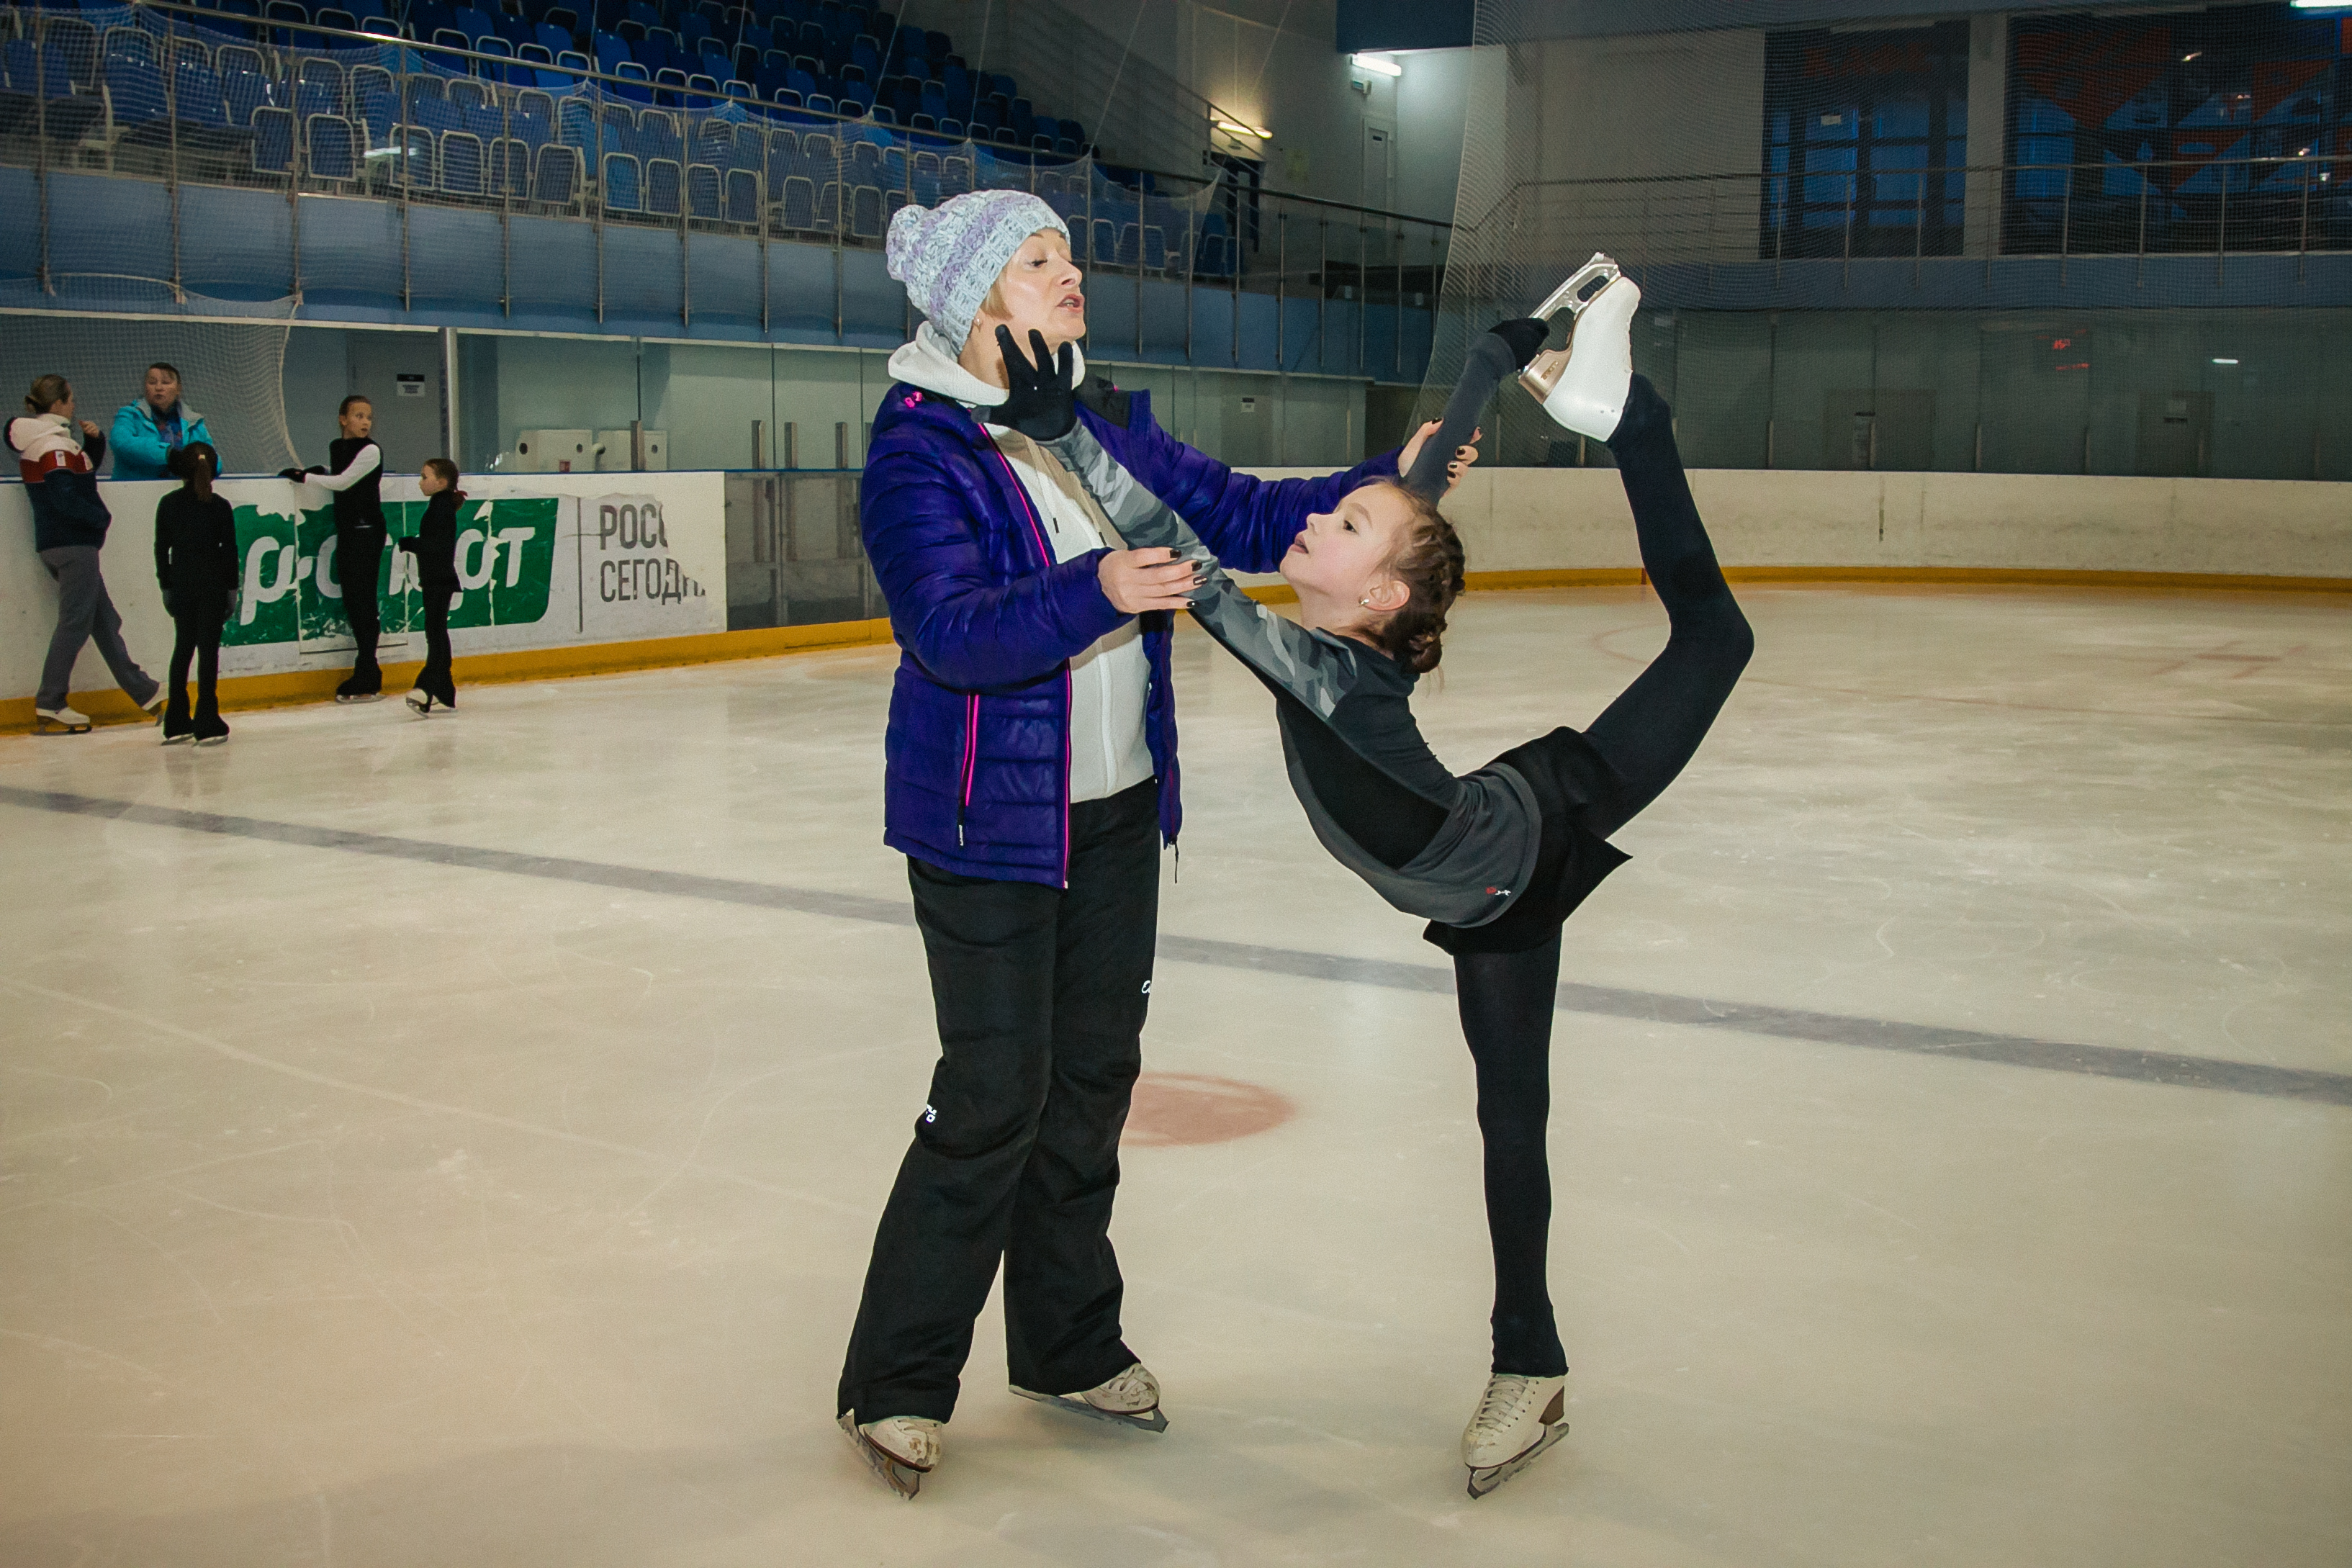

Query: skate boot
1518;252;1639;441
837;1410;939;1500
1462;1371;1569;1498
405;688;433;715
194;713;231;747
335;663;384;703
1011;1361;1168;1433
161;706;194;744
33;705;92;734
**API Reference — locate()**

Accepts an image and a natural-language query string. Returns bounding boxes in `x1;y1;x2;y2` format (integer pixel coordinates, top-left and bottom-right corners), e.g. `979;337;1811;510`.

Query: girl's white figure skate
837;1411;940;1500
33;705;92;734
1010;1361;1168;1433
1461;1371;1569;1498
1518;252;1640;441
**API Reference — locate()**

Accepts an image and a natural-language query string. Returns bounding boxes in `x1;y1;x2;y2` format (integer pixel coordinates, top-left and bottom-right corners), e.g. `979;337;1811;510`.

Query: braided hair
1359;480;1466;675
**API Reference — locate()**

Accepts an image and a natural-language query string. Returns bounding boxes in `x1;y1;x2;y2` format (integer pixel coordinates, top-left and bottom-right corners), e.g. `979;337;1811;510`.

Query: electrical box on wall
511;429;597;472
595;429;668;471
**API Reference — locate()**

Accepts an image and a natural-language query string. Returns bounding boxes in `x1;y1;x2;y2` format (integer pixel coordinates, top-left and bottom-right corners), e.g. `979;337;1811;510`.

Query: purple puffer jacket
862;379;1401;887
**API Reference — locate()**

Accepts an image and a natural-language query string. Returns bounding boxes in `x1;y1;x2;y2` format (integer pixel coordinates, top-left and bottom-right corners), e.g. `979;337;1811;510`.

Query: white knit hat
884;190;1070;351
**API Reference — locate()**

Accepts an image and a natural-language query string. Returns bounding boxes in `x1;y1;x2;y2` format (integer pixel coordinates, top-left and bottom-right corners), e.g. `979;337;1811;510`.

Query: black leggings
166;602;227;727
415;589;455;704
1463;376;1752;1376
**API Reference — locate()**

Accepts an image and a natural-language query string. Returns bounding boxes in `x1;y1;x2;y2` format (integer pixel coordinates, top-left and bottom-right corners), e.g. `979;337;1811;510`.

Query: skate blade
837;1411;927;1500
335;691;386;704
161;733;193;745
1528;253;1621;324
194;735;228;747
1009;1385;1170;1433
1466;1420;1568;1499
33;720;91;735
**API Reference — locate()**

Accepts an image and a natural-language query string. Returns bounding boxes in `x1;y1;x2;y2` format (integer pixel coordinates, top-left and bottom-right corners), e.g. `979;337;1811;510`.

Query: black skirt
1423;726;1631;956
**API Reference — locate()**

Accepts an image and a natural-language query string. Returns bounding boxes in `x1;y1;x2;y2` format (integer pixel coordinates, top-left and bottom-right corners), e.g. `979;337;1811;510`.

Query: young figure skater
400;458;461;714
280;395;388;701
995;258;1753;1497
8;374;165;733
153;441;239;745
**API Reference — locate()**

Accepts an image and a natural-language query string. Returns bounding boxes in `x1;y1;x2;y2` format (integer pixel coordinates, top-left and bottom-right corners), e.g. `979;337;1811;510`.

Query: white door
1362;122;1393;215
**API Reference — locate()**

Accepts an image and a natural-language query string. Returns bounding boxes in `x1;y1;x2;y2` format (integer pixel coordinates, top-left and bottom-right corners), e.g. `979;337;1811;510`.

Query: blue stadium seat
722;163;757;221
535;139;582;204
305;111;358;178
602;148;641;208
686;159;721;216
645;154;681;214
102;26;155;66
389;122;433;187
223;60;275;126
441;128;485;193
104;56;167;128
613;58;652;102
176;59;232;130
251;102;294;168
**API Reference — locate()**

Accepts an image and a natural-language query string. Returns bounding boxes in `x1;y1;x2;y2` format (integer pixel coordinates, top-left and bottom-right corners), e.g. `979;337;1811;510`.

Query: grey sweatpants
37;545;157;712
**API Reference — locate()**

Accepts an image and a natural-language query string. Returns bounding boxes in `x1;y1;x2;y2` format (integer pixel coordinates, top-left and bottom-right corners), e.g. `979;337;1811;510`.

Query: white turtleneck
886;323;1153;806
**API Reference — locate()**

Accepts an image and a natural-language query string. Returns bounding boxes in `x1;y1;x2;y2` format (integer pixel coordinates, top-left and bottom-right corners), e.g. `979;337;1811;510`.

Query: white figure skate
1461;1371;1569;1498
838;1410;940;1500
1518;252;1640;442
1011;1361;1169;1433
33;704;92;734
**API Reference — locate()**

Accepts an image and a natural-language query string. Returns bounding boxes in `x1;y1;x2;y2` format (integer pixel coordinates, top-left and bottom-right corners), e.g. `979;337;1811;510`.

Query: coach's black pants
838;778;1158;1426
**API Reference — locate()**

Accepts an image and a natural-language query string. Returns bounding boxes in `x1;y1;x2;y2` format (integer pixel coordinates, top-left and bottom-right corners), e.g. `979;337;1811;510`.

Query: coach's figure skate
1517;252;1639;441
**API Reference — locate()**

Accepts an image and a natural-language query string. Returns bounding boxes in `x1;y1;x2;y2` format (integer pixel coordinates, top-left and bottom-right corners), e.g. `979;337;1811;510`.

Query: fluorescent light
1216;119;1271;139
1351;53;1402;77
2289;1;2352;11
2212;357;2240;365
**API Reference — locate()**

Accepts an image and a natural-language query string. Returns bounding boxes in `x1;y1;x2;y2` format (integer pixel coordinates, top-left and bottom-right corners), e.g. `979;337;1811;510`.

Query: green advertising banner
227;497;561;647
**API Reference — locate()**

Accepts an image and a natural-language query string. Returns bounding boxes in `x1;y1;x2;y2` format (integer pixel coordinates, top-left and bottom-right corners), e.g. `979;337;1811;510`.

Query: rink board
1;470;726;713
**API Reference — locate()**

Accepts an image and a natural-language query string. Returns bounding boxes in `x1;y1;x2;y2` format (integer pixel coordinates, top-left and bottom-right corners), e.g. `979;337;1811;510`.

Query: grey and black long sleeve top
1041;419;1541;929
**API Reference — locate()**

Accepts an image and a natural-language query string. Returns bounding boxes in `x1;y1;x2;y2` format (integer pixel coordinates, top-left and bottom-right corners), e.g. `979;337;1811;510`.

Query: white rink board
1;470;724;703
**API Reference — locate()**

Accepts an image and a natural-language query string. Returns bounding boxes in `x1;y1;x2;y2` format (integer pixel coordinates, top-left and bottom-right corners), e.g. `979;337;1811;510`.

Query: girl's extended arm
1041;420;1361;721
305;441;380;491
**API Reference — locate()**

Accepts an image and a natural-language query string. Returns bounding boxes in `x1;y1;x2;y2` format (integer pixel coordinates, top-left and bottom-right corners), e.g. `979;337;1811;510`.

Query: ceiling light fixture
1351;53;1402;77
1216;118;1271;139
2211;357;2240;365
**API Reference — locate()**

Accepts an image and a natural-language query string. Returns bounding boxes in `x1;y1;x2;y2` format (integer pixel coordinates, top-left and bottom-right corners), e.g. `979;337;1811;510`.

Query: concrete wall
1241;467;2352;580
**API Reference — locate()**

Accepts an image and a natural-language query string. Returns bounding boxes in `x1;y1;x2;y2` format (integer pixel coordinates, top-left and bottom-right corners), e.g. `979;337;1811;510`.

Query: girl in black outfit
995;261;1753;1497
153;441;239;745
400;457;461;713
281;394;388;700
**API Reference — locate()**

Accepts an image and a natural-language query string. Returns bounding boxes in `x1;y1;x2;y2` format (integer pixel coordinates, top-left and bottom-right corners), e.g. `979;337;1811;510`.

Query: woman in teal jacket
109;364;214;481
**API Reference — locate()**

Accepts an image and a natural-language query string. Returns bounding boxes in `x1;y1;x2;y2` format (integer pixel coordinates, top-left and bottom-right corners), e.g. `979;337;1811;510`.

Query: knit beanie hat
885;190;1070;352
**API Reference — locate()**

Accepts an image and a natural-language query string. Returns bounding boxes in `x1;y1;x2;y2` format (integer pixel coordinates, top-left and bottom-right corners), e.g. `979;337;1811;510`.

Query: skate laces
1087;1362;1158;1411
1471;1375;1541;1433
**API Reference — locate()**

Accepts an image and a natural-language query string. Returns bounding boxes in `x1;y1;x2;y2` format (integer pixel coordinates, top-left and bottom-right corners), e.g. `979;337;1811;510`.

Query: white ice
0;585;2346;1567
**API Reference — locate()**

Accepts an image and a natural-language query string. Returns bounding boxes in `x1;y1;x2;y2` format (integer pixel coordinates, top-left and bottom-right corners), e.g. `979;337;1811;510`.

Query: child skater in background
991;256;1754;1498
400;458;461;715
279;395;387;702
153;441;238;745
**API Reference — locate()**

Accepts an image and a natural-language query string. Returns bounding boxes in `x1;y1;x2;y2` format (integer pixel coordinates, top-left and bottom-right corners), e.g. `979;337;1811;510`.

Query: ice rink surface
1;585;2346;1567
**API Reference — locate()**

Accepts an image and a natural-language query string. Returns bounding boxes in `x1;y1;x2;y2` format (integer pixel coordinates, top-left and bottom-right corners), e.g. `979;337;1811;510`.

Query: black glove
277;467;307;482
1487;317;1551;370
994;325;1076;442
161;587;177;617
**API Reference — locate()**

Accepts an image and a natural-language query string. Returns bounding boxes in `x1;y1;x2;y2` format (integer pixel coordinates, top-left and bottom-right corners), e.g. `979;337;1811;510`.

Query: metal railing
1466;156;2348;281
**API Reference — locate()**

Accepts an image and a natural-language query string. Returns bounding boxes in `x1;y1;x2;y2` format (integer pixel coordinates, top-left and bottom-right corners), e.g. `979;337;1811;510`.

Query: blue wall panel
685;231;762;329
598;223;683;330
507;215;600;326
296;195;404;307
409;207;507;310
0;169;40;287
182;185;297;302
766;240;834;339
838;245;904;347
